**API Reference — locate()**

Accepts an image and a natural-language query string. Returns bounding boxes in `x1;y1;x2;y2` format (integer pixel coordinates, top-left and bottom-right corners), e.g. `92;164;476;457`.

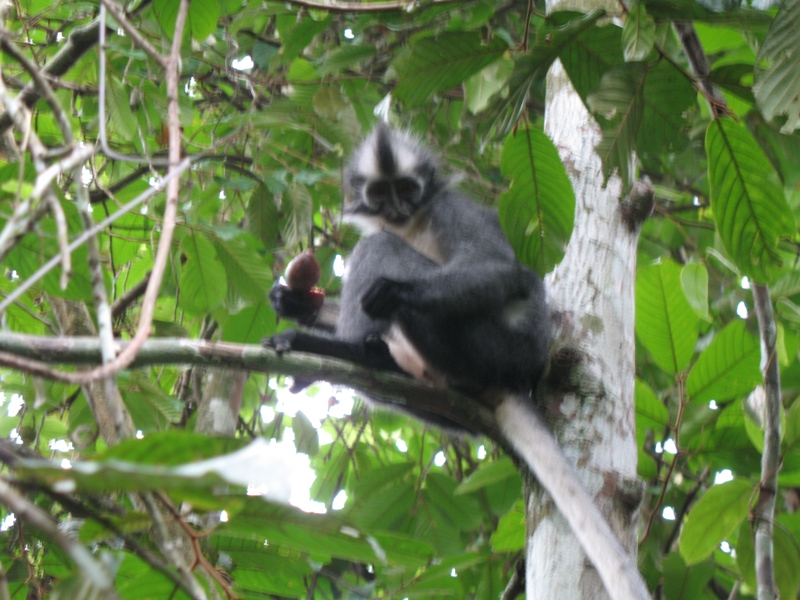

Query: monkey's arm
362;261;541;320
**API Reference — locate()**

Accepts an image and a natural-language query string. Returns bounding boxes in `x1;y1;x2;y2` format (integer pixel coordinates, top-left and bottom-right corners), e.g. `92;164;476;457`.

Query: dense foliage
0;0;799;598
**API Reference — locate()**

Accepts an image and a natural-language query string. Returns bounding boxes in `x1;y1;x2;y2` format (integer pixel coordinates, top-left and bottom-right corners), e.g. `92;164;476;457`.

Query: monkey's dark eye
393;177;421;202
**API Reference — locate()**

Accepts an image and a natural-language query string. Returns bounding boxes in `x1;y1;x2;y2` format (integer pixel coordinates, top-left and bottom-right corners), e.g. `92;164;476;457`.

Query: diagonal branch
0;332;498;436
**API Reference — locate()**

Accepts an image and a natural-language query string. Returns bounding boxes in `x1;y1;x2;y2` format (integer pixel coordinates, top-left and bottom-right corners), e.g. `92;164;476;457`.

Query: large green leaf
490;500;525;552
178;232;227;315
280;182;313;248
638;60;696;158
246;183;281;250
662;553;714;600
498;128;575;274
679;478;752;565
680;262;709;321
705;118;795;283
686;319;761;404
634;379;670;444
588;62;647;185
153;0;220;40
622;3;655;62
219;497;381;564
392;32;507;107
635;260;699;375
559;17;623;104
454;457;519;495
212;235;272;306
753;1;800;134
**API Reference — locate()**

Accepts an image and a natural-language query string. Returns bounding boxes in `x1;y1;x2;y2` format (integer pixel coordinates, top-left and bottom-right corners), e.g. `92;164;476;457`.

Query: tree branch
752;284;781;600
0;332;498;436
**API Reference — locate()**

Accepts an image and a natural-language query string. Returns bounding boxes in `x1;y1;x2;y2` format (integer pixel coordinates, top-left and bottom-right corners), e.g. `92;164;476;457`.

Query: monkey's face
343;123;441;228
362;177;424;223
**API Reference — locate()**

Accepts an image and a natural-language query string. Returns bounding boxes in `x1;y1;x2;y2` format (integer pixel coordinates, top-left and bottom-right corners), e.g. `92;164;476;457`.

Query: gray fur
339;123;550;399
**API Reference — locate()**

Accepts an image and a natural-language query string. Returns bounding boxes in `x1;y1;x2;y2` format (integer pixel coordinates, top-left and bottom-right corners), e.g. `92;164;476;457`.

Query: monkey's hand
361;278;414;319
269;283;323;325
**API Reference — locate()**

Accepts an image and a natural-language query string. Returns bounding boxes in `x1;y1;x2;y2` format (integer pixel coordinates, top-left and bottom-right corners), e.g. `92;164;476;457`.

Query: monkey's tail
496;394;650;600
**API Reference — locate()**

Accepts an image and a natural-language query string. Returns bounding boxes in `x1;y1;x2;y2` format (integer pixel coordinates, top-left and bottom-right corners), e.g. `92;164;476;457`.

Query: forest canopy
0;0;799;598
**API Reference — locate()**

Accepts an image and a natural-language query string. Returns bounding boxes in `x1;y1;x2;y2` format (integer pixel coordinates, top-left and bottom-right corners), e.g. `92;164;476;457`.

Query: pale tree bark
528;0;644;597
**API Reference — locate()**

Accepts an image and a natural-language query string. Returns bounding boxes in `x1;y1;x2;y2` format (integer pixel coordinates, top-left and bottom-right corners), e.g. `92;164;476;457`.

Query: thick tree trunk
527;4;643;597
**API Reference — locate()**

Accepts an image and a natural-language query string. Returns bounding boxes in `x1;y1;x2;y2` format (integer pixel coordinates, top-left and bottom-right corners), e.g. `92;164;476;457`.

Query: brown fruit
285;250;321;292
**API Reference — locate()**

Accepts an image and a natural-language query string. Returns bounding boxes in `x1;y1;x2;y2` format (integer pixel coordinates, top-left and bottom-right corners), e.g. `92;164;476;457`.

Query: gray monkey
267;123;650;600
269;123;549;429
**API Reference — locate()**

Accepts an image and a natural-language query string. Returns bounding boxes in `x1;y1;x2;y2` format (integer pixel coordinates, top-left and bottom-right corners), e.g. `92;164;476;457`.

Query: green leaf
464;56;514;115
179;232;227;315
588;62;647;185
153;0;220;41
281;182;313;248
679;478;752;565
490;500;525;552
662;553;714;600
392;32;507;107
753;0;800;134
559;16;623;104
498;127;575;274
219;498;382;564
635;260;699;374
686;319;761;404
317;45;377;76
634;379;670;442
680;262;709;321
221;302;277;344
622;3;655;62
638;60;696;158
107;77;137;141
278;15;332;65
246;183;281;250
454;457;519;495
212;235;272;306
785;398;800;450
705;118;795;283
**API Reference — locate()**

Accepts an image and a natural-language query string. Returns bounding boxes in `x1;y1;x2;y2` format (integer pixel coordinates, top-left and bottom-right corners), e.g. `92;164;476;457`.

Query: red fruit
307;288;325;310
285;250;321;292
